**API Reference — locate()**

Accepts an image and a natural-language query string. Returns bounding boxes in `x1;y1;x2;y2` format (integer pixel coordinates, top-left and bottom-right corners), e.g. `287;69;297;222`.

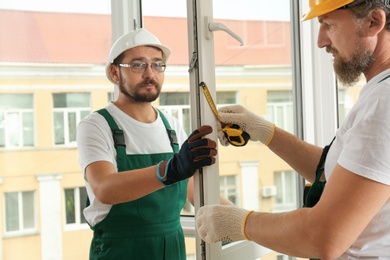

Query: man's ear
109;64;120;83
366;9;386;36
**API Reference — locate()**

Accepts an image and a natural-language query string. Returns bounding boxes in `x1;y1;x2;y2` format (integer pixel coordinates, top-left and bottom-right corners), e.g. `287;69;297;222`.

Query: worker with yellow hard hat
196;1;390;259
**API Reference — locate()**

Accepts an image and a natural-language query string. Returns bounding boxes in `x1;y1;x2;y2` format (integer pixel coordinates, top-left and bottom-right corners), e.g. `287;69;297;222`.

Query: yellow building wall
0;73;300;259
3;235;41;260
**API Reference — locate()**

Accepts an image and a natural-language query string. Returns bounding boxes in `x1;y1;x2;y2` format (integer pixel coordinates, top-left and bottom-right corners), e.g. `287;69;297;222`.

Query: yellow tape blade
199;82;219;119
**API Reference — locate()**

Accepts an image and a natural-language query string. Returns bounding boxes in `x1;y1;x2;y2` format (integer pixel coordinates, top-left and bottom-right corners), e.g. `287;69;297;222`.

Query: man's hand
159;125;217;185
196;205;253;243
217;105;275;146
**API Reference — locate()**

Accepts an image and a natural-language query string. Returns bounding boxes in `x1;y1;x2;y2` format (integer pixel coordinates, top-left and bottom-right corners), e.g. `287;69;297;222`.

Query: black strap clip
112;129;126;147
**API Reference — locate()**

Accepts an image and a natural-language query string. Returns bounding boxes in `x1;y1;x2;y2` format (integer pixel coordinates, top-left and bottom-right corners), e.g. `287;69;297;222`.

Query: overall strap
157;109;179;153
314;136;336;181
96;109;127;157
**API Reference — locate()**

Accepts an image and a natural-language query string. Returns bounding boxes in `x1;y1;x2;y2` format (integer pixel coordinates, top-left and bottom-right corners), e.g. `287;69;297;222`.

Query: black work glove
158;125;217;185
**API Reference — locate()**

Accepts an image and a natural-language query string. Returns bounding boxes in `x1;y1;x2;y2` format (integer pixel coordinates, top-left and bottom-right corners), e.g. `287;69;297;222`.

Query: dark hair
350;0;390;30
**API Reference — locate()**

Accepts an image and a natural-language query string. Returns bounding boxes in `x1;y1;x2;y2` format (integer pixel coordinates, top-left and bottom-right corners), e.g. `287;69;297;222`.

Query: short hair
350;0;390;30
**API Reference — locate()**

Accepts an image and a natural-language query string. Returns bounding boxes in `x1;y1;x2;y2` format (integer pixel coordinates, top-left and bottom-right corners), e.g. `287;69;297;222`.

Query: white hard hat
105;28;171;84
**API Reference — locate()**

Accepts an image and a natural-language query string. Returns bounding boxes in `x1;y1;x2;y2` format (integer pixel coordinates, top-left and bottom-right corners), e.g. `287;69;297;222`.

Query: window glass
0;94;34;148
219;175;239;205
338;84;362;125
22;191;35;228
216;91;237;105
159;92;188;106
65;187;87;225
213;1;298;258
159;91;236;136
65;189;76;224
274;170;296;211
53;93;90;108
53;93;91;145
5;192;19;232
5;191;36;233
267;90;294;133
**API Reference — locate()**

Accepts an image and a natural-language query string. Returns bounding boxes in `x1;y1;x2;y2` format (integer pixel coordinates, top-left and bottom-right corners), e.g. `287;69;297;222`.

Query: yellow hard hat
302;0;354;21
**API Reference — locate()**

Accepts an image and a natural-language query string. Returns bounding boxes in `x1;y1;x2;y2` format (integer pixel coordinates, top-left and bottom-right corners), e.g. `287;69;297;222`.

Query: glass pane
216;92;237;105
159;92;189;106
22;191;35;229
54;112;65;145
79;187;88;224
7;112;20;146
67;93;90;107
81;110;90;120
53;93;90;108
23;111;34;146
65;189;76;224
5;192;19;232
53;94;67;108
0;94;33;109
68;112;77;142
182;108;191;135
213;1;296;258
274;172;283;204
0;112;4;147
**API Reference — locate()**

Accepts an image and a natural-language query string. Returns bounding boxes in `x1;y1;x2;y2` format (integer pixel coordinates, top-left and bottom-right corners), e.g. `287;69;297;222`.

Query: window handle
205;16;244;46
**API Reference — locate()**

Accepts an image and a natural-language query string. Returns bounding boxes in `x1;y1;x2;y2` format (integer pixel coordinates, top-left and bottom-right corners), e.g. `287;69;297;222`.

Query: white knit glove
196;205;254;243
217;105;275;146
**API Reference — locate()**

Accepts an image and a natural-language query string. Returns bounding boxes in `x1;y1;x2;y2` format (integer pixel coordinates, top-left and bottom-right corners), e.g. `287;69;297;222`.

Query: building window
274;170;296;212
53;93;90;146
266;90;293;133
64;187;88;226
220;175;239;205
0;94;34;148
4;191;36;235
159;91;237;135
159;92;191;135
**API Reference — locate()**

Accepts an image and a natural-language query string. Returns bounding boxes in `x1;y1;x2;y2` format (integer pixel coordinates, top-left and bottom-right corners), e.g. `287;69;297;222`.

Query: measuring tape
199;82;250;147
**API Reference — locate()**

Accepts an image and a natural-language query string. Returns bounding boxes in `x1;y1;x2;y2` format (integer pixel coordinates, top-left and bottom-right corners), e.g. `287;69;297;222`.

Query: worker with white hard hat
105;28;171;84
77;28;218;259
196;1;390;259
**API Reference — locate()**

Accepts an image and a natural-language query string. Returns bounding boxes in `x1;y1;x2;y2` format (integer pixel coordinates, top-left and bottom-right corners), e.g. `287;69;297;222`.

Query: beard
327;43;374;87
118;77;161;102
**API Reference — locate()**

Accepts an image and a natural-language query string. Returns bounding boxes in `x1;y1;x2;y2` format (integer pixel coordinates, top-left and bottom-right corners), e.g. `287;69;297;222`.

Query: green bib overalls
88;109;188;260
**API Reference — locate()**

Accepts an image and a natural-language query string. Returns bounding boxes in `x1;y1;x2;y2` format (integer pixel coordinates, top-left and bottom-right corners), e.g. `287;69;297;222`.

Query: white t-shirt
325;69;390;258
76;102;187;226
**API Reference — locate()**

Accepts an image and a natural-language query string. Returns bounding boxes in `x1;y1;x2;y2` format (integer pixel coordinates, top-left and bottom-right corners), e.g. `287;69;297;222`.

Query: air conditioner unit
261;185;277;197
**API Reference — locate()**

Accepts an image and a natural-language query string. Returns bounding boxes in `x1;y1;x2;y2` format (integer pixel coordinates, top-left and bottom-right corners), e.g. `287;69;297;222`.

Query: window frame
52;93;91;146
64;187;89;231
0;94;35;148
4;190;38;237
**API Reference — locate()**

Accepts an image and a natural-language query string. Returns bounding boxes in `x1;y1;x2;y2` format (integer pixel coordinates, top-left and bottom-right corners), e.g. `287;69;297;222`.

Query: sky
0;0;111;14
0;0;292;21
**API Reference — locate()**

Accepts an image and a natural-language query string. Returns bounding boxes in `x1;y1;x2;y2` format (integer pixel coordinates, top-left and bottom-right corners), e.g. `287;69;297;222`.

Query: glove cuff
163;157;182;185
258;121;276;146
156;159;172;186
242;210;254;240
